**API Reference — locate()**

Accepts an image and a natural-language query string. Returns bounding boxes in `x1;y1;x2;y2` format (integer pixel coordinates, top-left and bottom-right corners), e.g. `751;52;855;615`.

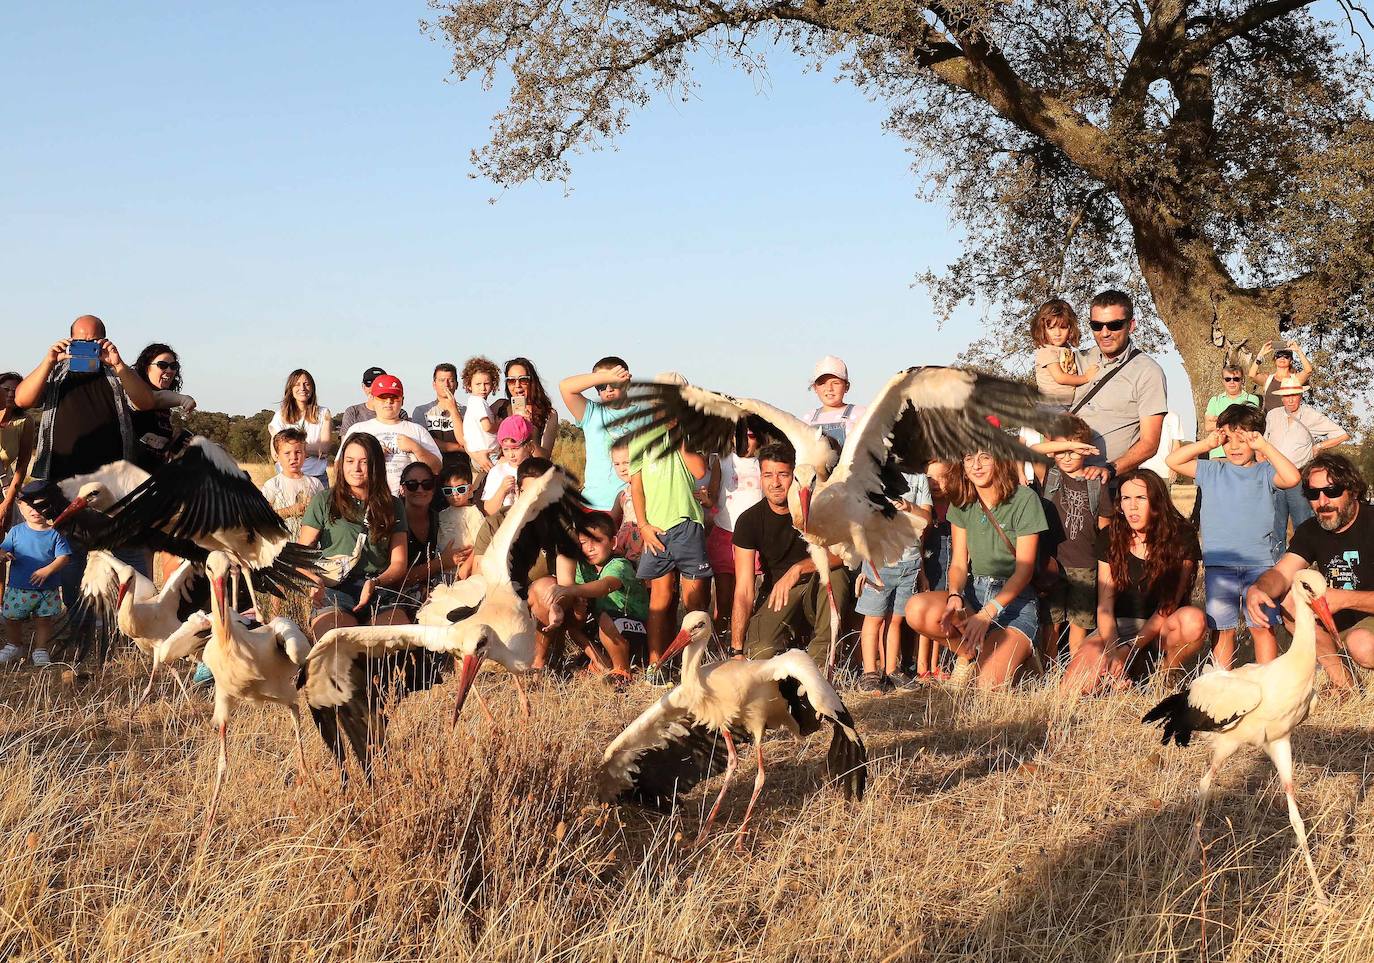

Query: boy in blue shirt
1167;403;1301;668
558;357;638;512
0;494;72;666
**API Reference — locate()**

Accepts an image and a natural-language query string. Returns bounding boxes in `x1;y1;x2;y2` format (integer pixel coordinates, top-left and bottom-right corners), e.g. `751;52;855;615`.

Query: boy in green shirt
551;513;648;689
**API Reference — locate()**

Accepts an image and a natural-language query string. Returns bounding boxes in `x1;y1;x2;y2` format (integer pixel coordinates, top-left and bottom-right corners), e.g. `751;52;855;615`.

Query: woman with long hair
396;460;446;608
1061;469;1206;694
503;357;560;458
130;343;196;473
904;449;1047;689
0;372;34;525
297;433;412;638
269;369;332;485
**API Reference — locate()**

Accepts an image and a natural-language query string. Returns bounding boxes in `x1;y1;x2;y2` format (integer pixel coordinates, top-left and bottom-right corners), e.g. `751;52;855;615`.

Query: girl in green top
904;449;1047;689
298;432;411;638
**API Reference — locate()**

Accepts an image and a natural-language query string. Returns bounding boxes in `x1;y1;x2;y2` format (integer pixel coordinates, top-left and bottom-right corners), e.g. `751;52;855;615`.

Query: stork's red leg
824;580;841;684
511;673;531;717
289;705;320;795
694;730;739;846
734;741;767;852
201;720;229;845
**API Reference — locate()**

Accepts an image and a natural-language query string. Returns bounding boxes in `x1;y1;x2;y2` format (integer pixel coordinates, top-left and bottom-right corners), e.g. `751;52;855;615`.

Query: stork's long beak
661;630;692;663
798;485;812;534
450;653;485;727
52;496;87;527
211;575;229;636
1312;596;1340;641
115;575;135;611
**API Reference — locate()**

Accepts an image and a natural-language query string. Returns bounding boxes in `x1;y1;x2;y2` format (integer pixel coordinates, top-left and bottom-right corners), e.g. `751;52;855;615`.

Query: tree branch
1173;0;1314;71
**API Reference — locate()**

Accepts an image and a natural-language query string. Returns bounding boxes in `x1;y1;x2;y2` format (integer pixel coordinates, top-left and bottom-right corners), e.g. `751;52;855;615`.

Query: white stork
197;551;315;841
600;612;866;850
27;437;317;609
614;368;1056;673
1143;569;1340;901
301;467;587;775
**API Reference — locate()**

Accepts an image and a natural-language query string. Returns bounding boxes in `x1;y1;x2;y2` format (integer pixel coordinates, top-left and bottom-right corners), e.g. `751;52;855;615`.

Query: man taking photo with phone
16;315;156;484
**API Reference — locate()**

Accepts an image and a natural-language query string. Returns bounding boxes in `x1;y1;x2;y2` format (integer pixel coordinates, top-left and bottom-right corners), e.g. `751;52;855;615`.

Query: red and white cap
370;374;403;398
811;355;849;386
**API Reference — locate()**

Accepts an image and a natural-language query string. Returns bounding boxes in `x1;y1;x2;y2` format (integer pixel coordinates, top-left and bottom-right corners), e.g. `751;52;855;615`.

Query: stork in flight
26;437;317;611
302;466;588;775
196;551;315;841
600;612;866;850
1143;570;1340;901
613;367;1056;673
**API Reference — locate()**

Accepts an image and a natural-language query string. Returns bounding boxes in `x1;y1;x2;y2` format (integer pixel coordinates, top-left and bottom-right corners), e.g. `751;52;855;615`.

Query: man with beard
1246;453;1374;691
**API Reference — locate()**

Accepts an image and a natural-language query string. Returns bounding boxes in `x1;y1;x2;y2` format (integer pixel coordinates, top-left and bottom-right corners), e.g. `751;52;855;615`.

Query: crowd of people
1;297;1370;699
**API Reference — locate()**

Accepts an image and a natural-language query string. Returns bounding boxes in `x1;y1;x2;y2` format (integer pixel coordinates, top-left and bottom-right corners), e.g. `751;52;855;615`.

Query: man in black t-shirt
731;443;849;661
1246;454;1374;691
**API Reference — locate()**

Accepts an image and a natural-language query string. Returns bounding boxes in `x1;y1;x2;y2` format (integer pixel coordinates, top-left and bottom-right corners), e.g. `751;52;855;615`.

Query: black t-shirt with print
48;371;123;481
1094;526;1200;621
1288;505;1374;632
732;500;809;592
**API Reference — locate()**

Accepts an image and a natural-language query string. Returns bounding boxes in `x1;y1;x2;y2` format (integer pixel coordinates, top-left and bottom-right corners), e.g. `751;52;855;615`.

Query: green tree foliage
426;0;1374;422
179;409;275;464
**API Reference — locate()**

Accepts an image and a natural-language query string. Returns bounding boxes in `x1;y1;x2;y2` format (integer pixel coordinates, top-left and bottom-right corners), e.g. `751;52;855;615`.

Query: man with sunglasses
1070;290;1168;484
559;356;639;511
1264;377;1349;558
1247;454;1374;692
1203;365;1259;459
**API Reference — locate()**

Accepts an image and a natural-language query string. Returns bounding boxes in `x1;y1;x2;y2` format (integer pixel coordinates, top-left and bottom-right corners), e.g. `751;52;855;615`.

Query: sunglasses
1089;319;1129;332
507;375;532;384
401;478;435;492
152;360;181;372
597;384;622;393
1303;483;1347;501
1223;376;1242;383
1275;352;1294;360
441;484;470;496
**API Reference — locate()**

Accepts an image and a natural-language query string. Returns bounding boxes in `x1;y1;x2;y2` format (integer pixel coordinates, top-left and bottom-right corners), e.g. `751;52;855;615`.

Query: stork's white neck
1287;590;1318;665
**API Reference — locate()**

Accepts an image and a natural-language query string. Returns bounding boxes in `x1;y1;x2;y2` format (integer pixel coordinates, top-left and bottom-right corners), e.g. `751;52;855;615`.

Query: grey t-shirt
1072;346;1168;464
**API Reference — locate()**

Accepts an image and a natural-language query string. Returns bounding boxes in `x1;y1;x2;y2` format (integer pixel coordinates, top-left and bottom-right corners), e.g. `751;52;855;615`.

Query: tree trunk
1123;197;1280;432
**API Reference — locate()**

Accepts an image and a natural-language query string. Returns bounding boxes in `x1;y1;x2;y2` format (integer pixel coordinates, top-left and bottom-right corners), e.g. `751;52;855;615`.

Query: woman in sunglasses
130;342;197;472
1249;338;1315;415
1203;364;1260;459
502;357;559;458
395;461;447;612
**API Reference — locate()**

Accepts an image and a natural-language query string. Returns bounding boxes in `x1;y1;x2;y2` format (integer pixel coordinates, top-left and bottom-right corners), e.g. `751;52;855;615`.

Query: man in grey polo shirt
1071;289;1168;483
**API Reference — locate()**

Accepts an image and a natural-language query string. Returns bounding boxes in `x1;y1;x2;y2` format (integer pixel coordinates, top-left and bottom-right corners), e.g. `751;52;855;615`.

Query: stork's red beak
211;575;229;636
661;630;692;663
115;574;135;610
1312;596;1340;641
449;653;484;727
52;496;87;527
798;485;812;534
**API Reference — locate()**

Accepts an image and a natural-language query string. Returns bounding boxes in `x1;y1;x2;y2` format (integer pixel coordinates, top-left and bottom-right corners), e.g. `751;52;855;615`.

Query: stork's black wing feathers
606;382;738;462
887;369;1061;468
826;707;868;801
97;441;289;548
1142;690;1239;748
308;648;452;780
247;543;321;599
777;676;824;737
508;485;592;599
615;723;751;812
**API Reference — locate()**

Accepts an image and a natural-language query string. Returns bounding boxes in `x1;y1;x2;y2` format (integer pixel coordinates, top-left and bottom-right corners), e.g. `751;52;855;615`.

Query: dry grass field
1;653;1372;962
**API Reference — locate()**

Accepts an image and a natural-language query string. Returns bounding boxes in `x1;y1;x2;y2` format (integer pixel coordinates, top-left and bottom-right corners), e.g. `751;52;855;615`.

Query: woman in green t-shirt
904;449;1047;689
298;432;411;638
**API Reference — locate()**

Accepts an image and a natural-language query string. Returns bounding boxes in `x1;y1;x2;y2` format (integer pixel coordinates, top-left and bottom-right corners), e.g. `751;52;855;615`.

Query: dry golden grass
1;654;1371;961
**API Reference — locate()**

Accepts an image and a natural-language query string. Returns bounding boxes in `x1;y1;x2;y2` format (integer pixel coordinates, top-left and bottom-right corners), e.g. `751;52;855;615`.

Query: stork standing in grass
614;368;1056;674
601;612;866;850
1143;569;1340;900
302;466;587;775
196;551;314;841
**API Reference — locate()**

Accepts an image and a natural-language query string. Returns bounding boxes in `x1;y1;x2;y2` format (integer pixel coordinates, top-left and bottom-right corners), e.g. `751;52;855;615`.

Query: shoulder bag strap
976;498;1017;556
1069;347;1140;415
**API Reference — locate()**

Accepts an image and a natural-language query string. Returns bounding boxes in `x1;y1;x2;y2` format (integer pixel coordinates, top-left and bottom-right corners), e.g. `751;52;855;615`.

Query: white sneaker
0;645;22;665
30;650;51;668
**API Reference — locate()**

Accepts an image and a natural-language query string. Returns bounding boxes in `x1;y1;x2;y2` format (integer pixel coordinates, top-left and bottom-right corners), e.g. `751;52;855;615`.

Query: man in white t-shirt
802;355;866;451
340;374;442;495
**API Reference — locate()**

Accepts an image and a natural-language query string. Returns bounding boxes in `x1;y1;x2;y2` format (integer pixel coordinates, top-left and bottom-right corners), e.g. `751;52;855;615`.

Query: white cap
654;370;688;387
811;355;849;386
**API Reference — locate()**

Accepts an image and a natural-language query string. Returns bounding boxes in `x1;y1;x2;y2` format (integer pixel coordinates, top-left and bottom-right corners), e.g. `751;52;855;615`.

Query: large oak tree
426;0;1374;418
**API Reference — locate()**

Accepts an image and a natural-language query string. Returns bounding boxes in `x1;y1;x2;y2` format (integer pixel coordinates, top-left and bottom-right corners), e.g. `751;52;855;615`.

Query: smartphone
511;396;528;417
68;339;101;374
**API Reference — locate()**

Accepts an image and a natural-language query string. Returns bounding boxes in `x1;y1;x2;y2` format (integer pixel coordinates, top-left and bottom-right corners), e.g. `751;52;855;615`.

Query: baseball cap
370;374;403;398
361;366;387;386
497;415;532;444
811;355;849;386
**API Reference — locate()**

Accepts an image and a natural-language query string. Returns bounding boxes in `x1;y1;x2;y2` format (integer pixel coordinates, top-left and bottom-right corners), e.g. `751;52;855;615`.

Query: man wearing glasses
1203;365;1260;459
1247;454;1374;692
1070;290;1168;484
1264;377;1349;558
559;357;638;511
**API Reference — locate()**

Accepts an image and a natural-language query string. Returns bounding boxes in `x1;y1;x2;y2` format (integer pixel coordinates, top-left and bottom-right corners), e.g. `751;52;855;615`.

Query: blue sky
4;1;1206;429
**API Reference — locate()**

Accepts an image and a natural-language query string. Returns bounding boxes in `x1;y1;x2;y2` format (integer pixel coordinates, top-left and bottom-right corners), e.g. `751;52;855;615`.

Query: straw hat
1272;376;1309;397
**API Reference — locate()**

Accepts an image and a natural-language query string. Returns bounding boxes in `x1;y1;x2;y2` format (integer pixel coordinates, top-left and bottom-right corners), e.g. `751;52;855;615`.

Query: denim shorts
636;520;714;581
1205;563;1277;630
856;557;921;618
963;575;1039;643
924;523;953;592
311;579;418;623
